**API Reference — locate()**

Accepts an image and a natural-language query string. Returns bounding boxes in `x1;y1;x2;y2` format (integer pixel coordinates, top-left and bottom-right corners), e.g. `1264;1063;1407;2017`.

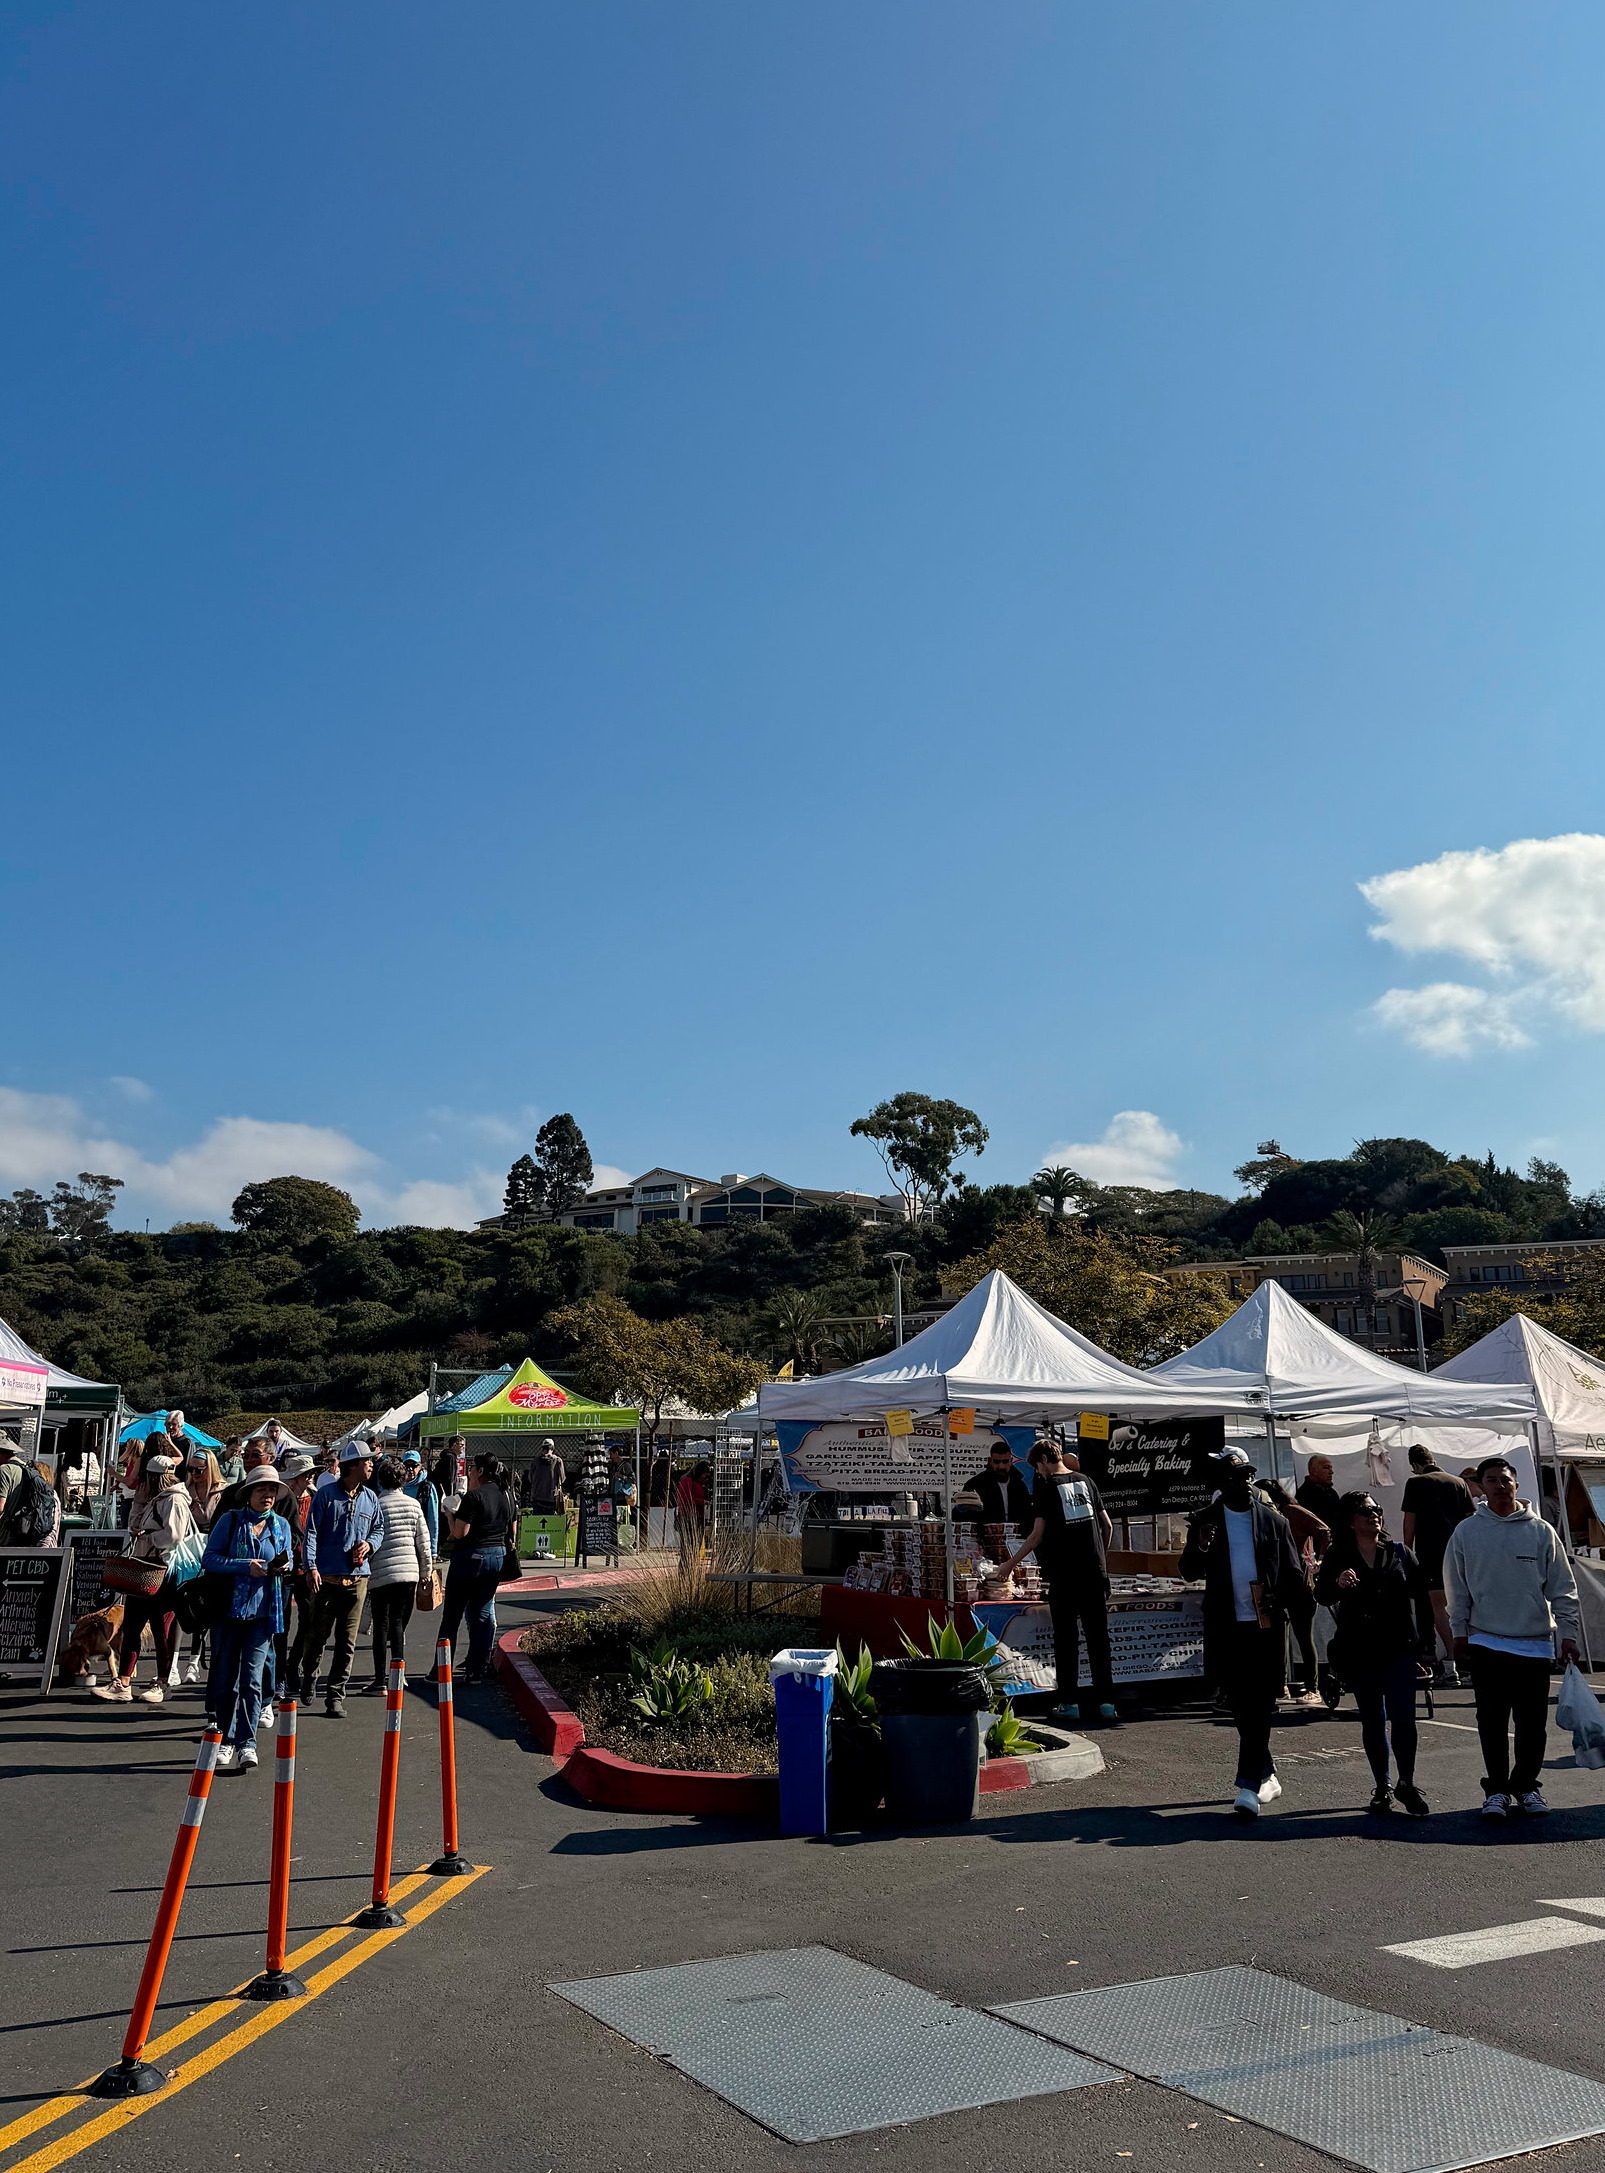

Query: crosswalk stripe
1383;1917;1605;1969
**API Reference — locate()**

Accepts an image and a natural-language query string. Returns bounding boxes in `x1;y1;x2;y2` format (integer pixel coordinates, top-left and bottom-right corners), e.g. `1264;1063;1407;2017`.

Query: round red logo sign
507;1383;567;1409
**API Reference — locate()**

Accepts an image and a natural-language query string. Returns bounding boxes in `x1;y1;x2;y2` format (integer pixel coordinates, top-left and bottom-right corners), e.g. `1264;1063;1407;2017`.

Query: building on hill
1166;1249;1447;1363
1438;1238;1605;1324
481;1165;909;1236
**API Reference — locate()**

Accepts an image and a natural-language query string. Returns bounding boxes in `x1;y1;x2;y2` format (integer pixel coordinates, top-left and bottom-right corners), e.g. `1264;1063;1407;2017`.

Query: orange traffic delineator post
355;1657;408;1929
243;1698;307;2000
428;1636;473;1877
91;1728;224;2097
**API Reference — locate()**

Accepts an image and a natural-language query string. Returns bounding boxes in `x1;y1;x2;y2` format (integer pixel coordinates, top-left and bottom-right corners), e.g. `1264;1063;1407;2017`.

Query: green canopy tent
416;1357;637;1441
0;1312;121;1514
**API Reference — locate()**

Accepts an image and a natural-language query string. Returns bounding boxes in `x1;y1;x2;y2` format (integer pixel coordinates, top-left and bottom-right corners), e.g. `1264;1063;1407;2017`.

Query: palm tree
768;1288;832;1371
1320;1208;1404;1311
1033;1166;1082;1225
828;1320;893;1369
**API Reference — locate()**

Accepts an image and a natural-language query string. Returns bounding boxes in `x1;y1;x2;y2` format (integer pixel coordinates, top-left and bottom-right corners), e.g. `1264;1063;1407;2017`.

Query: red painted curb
979;1757;1032;1793
494;1631;586;1758
563;1745;778;1816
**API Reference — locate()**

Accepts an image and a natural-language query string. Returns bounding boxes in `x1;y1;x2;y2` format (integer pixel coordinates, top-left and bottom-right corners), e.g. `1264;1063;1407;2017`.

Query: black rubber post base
242;1969;308;2001
428;1851;473;1878
354;1903;408;1929
90;2058;166;2098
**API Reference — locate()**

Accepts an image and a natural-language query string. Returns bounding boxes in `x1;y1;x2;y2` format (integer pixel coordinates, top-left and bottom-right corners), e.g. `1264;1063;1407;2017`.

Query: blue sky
6;2;1605;1228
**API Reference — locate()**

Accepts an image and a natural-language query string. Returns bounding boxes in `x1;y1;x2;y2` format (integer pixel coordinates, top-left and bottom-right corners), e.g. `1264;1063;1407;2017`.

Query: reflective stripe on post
91;1729;224;2094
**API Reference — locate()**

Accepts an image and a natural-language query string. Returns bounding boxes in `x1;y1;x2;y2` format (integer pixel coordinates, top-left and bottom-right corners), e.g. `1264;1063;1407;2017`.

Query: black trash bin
869;1659;990;1823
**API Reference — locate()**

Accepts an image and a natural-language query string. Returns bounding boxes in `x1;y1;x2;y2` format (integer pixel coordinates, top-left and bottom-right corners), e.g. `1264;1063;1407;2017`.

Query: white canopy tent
1435;1313;1605;1459
332;1390;429;1450
754;1269;1267;1425
243;1418;322;1452
1148;1279;1538;1427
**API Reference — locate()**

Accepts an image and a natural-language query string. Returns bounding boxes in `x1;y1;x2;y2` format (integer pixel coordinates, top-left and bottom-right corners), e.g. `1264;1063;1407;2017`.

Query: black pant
296;1583;365;1697
367;1581;416;1681
1467;1643;1551;1796
116;1585;177;1680
1220;1621;1283;1788
1046;1572;1113;1705
1350;1655;1419;1786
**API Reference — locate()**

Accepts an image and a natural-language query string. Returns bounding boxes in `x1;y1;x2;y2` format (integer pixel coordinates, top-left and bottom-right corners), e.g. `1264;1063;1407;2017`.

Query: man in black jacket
1180;1448;1309;1819
964;1441;1034;1531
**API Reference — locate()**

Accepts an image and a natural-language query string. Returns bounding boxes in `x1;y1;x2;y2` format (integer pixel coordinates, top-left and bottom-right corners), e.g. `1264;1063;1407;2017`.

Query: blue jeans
441;1547;502;1676
208;1618;274;1747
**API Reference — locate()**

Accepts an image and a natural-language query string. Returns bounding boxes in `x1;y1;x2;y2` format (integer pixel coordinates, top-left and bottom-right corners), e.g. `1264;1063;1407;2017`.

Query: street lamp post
885;1253;912;1348
1399;1270;1431;1373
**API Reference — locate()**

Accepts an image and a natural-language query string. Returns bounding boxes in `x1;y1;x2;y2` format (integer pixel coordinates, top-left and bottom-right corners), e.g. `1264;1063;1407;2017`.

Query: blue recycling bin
770;1648;837;1836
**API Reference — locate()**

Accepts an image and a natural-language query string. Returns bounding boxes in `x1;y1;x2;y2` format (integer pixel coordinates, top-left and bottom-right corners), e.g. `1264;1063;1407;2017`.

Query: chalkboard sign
66;1533;127;1624
0;1550;67;1684
580;1501;616;1559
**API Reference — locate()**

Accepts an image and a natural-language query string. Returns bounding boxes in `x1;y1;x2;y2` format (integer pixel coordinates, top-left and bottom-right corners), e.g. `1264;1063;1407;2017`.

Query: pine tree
532;1115;594;1219
503;1154;541;1223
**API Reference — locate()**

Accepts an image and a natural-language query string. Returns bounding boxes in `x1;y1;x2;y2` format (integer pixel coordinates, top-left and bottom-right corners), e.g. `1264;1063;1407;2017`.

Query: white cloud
423;1105;542;1150
590;1164;632;1192
1362;833;1605;1051
1039;1110;1185;1189
1369;983;1532;1057
0;1089;502;1229
109;1076;154;1103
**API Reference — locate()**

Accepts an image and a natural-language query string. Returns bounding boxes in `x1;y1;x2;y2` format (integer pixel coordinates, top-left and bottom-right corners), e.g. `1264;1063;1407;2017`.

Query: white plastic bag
1555;1660;1605;1770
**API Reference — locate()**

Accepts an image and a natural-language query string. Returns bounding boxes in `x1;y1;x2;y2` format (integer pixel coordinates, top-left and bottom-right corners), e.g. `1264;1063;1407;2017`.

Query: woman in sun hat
200;1466;293;1772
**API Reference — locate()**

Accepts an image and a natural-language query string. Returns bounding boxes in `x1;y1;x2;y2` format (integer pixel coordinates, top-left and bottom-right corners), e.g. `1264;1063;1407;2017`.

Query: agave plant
627;1640;716;1721
897;1613;1010;1702
985;1702;1042;1759
832;1642;879;1723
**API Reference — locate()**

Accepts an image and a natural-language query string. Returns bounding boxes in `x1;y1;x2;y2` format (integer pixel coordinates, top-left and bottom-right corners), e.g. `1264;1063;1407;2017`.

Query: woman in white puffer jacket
360;1459;434;1695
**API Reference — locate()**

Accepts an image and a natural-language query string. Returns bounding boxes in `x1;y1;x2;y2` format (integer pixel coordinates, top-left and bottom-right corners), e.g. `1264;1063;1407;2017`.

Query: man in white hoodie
1443;1455;1581;1819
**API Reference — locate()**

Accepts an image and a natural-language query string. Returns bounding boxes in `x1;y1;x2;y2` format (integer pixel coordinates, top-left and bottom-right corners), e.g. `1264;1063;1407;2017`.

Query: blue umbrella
119;1410;223;1449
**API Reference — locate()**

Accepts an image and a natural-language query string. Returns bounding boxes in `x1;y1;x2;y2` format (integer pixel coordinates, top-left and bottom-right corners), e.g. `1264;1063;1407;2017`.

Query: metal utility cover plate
550;1944;1118;2143
992;1964;1605;2173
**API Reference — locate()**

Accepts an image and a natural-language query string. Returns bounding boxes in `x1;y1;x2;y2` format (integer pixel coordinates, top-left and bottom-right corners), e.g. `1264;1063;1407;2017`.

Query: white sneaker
182;1660;200;1684
215;1745;237;1772
91;1680;133;1702
237;1744;258;1771
1232;1787;1261;1819
136;1684;164;1705
1481;1791;1509;1818
258;1707;274;1732
1258;1774;1283;1805
1515;1789;1550;1816
166;1662;182;1687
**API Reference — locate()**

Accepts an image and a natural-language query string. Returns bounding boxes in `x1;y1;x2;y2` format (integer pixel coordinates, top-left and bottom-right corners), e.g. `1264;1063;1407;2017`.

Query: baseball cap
337;1441;371;1464
146;1452;179;1473
1210;1446;1254;1470
401;1449;421;1465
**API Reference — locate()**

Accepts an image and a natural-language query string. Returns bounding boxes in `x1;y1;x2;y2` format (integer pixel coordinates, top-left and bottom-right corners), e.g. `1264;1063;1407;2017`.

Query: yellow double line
0;1866;487;2173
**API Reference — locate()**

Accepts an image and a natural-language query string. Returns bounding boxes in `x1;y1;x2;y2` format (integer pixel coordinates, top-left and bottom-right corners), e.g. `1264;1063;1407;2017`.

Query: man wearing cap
399;1448;439;1552
1181;1448;1309;1820
298;1446;386;1717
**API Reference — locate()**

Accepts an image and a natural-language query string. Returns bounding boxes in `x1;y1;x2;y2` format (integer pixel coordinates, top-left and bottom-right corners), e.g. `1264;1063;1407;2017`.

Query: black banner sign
67;1533;127;1624
1076;1417;1224;1518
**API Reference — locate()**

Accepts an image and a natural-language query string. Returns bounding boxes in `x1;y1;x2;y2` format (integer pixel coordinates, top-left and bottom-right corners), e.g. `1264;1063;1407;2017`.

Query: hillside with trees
1;1110;1600;1419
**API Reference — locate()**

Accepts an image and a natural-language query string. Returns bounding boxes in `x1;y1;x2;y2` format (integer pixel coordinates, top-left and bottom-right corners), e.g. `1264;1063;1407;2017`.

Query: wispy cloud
1363;833;1605;1054
1038;1110;1185;1189
109;1076;154;1104
0;1088;504;1228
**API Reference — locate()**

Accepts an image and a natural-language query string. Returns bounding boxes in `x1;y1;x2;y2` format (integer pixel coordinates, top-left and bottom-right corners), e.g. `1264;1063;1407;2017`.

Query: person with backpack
92;1454;198;1704
201;1467;294;1772
361;1460;433;1693
0;1444;58;1547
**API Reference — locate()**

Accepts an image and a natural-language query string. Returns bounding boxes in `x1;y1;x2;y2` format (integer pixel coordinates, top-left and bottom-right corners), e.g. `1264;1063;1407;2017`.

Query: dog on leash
57;1601;124;1685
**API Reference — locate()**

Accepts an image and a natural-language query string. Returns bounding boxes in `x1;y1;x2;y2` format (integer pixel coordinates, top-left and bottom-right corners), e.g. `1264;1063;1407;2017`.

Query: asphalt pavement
8;1595;1605;2173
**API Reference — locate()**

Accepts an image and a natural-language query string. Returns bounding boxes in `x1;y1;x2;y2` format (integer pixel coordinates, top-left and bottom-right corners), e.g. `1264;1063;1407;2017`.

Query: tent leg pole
943;1414;954;1611
1534;1421;1592;1670
1263;1415;1279;1487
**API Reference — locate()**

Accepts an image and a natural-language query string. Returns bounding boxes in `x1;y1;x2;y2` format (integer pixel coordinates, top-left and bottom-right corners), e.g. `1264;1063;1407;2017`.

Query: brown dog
57;1601;124;1685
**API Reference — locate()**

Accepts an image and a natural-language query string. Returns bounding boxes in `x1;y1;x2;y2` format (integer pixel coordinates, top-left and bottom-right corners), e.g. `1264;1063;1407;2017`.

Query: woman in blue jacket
202;1467;293;1772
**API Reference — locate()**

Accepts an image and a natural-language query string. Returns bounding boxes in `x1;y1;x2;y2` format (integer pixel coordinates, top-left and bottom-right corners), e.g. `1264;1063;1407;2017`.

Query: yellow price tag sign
1077;1411;1110;1440
948;1408;975;1435
884;1408;915;1437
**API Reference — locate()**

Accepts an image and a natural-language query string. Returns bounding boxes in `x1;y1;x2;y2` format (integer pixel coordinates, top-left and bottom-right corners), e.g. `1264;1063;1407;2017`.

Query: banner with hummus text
776;1418;1033;1495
